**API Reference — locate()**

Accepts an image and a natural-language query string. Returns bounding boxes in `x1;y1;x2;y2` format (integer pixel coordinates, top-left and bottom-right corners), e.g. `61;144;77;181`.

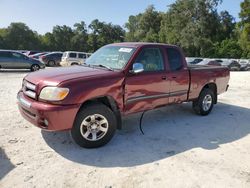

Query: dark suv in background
40;52;63;66
0;50;45;71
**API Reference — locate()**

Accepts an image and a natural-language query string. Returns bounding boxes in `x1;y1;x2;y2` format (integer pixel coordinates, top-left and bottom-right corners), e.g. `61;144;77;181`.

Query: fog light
44;119;49;126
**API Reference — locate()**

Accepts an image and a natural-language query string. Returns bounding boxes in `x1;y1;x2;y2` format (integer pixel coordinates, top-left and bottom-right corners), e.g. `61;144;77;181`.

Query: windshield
85;46;136;70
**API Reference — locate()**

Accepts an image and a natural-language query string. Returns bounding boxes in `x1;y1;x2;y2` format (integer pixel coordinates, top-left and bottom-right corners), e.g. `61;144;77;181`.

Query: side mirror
130;63;144;74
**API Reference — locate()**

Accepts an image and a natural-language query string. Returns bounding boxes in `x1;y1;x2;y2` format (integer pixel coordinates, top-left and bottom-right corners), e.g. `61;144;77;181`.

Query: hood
25;66;115;86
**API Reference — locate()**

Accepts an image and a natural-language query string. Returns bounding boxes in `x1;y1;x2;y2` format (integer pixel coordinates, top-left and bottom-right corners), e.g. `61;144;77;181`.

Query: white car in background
60;51;92;66
239;59;250;71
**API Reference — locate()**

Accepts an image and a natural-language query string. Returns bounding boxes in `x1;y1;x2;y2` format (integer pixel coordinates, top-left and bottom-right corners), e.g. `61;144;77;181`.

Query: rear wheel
31;64;40;72
48;60;55;67
192;88;215;116
71;103;117;148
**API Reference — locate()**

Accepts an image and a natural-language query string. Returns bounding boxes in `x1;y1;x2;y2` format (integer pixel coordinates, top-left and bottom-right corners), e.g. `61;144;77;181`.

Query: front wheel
31;64;40;71
71;103;117;148
192;88;215;116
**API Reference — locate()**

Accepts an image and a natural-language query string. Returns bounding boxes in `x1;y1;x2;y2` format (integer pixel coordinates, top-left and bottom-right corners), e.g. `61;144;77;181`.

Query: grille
23;80;36;99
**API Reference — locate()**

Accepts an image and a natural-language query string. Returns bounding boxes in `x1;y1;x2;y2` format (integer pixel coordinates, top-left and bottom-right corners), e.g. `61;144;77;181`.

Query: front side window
134;48;164;72
85;46;136;70
166;48;183;71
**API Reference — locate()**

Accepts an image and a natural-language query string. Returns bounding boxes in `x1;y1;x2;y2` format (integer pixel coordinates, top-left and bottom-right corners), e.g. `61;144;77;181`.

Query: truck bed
187;64;230;101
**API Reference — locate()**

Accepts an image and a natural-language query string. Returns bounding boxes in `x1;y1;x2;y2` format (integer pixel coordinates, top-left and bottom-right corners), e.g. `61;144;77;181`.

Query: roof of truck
108;42;179;48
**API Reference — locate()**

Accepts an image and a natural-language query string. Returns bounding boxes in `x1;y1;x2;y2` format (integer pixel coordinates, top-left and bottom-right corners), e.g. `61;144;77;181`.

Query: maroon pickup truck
17;43;230;148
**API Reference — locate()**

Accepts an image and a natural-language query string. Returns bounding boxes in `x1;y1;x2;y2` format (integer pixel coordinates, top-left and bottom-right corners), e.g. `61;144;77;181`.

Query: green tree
158;0;236;57
0;28;7;49
71;21;89;51
125;15;141;41
3;23;41;50
125;5;162;42
88;19;125;52
215;39;242;58
238;0;250;58
50;25;74;51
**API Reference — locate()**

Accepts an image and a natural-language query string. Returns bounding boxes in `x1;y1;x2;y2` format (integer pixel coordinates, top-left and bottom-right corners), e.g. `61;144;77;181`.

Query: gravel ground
0;69;250;188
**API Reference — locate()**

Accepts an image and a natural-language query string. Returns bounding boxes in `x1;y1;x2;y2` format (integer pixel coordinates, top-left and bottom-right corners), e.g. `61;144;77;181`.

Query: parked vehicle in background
186;57;203;65
207;60;221;66
40;52;63;67
217;59;241;71
190;58;218;66
60;51;92;66
30;52;48;60
17;50;28;54
0;50;45;71
239;59;250;71
17;42;230;148
25;51;41;57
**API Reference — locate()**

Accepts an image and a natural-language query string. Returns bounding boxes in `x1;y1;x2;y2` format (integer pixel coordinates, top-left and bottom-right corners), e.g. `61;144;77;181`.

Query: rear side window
12;52;24;59
69;53;77;58
0;51;12;58
79;53;86;59
166;48;183;71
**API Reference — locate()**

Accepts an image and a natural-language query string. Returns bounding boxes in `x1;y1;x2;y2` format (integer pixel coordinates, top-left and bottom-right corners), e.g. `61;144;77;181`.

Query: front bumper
17;91;80;131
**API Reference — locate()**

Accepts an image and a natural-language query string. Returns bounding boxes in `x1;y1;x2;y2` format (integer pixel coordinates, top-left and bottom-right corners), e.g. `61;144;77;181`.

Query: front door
12;52;30;69
124;47;170;114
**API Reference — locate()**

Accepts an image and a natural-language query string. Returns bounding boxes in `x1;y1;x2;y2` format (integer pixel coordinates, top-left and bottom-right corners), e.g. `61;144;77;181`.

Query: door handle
162;76;167;80
172;76;177;79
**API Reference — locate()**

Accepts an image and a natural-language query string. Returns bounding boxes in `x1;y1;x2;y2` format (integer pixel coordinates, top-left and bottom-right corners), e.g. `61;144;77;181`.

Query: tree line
0;0;249;58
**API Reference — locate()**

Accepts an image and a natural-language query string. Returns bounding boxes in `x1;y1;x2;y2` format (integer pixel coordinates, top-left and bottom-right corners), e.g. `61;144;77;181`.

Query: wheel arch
71;62;79;65
201;82;217;104
78;96;122;129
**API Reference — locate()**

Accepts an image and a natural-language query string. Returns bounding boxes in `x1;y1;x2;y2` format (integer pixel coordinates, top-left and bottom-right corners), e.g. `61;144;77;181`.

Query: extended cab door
165;47;189;103
124;46;170;114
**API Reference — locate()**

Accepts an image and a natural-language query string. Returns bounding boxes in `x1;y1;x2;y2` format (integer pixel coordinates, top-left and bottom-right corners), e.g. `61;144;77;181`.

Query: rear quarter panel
188;67;230;100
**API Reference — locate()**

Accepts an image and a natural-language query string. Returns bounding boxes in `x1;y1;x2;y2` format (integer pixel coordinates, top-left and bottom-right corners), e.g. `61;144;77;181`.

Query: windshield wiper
91;64;114;71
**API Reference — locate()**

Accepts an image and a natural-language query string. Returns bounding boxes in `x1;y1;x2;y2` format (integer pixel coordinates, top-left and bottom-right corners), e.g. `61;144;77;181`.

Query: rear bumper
17;91;80;131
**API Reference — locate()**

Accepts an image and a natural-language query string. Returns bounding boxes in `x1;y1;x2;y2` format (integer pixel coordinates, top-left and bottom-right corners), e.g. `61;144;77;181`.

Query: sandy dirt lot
0;70;250;188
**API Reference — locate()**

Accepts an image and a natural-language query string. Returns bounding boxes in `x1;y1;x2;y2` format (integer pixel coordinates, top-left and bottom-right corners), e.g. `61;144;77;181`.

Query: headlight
39;87;69;101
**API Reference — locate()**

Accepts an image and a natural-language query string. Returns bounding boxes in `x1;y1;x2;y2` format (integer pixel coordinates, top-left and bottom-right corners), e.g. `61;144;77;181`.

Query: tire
30;64;40;72
71;62;78;66
48;60;55;67
71;103;117;148
192;88;215;116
